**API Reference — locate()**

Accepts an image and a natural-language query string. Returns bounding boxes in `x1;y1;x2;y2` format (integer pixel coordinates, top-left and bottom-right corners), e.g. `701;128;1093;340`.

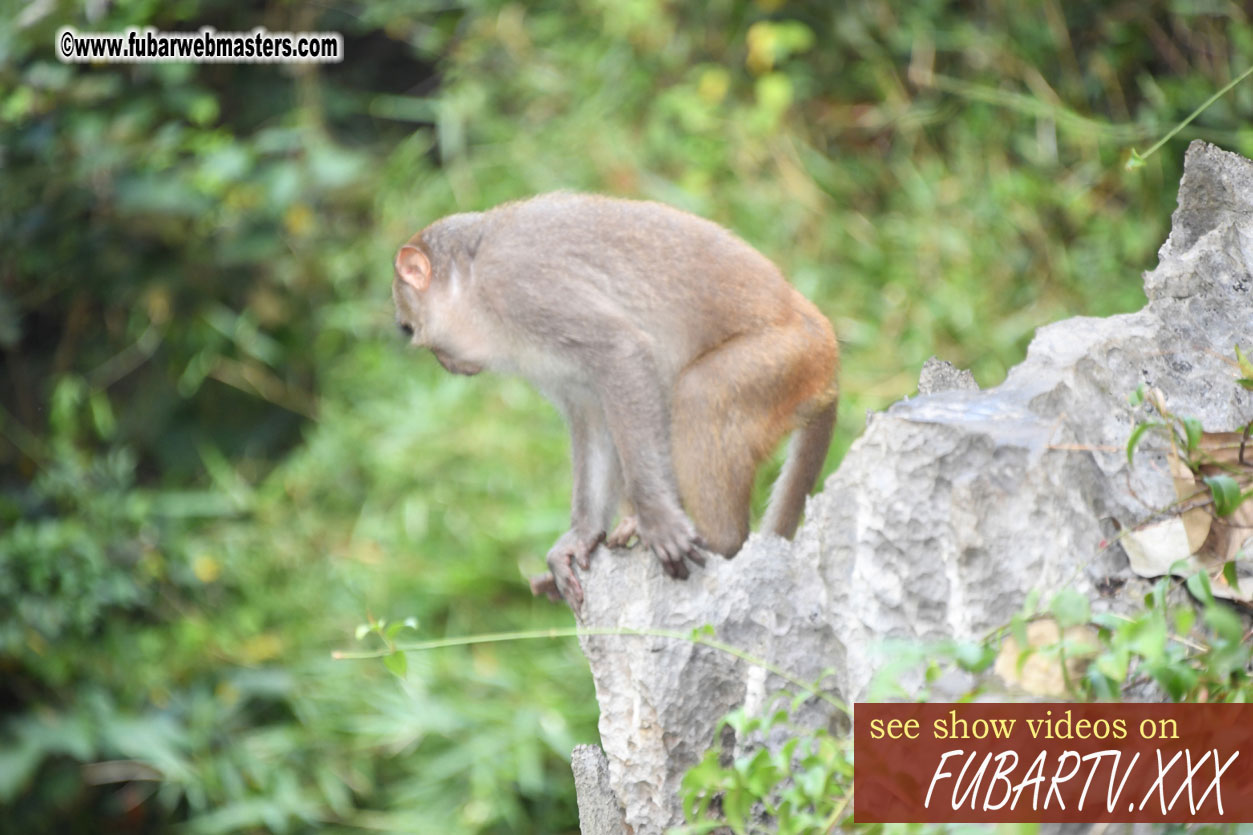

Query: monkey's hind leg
672;307;837;555
670;363;754;557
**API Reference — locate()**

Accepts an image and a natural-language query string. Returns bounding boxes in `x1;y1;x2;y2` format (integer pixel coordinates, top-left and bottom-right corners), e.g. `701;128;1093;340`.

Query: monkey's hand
530;528;606;612
637;511;706;580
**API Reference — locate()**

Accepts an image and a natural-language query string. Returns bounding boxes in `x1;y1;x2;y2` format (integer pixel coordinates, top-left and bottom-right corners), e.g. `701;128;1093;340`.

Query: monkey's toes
641;517;708;581
606;516;638;548
652;536;707;579
664;554;690;580
687;536;708;567
528;572;564;603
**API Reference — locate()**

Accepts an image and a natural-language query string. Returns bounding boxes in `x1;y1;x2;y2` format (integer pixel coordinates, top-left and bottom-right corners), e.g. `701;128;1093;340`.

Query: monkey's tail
760;396;837;541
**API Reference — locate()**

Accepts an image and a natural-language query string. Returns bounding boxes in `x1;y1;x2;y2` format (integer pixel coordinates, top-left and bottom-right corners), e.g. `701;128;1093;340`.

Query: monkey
392;192;838;611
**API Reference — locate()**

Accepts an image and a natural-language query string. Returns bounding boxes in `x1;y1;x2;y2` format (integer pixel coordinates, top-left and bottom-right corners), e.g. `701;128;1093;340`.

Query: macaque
393;193;838;610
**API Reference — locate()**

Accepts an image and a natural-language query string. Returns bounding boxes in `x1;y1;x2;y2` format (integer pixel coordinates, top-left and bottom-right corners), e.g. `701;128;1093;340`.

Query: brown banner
854;703;1253;823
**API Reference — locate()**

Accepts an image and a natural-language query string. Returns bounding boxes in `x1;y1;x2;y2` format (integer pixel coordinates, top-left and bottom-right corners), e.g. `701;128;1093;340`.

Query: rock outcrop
571;141;1253;834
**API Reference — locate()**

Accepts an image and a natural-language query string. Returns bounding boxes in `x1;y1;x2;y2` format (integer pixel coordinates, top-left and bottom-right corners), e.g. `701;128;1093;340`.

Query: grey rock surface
918;356;980;394
571;141;1253;834
571;744;628;835
577;535;843;834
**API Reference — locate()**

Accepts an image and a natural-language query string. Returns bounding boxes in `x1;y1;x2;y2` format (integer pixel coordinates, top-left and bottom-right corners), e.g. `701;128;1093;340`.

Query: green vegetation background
2;0;1250;831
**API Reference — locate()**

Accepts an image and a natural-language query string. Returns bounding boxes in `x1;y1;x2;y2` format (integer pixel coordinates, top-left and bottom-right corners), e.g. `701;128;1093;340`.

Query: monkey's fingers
545;550;585;611
605;516;638;549
573;531;606;571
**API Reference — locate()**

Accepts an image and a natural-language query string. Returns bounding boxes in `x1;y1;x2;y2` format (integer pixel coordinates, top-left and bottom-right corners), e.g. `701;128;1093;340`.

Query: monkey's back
471;192;816;363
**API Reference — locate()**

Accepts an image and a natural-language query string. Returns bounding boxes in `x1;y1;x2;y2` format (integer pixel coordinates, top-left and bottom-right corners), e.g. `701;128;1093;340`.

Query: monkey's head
392;242;484;377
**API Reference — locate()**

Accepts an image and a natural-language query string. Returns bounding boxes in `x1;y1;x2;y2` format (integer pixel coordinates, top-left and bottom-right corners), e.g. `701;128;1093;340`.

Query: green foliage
1048;587;1091;629
678;703;852;835
1084;574;1253;703
1205;474;1245;517
4;0;1253;831
1237;345;1253;390
1126;363;1253;516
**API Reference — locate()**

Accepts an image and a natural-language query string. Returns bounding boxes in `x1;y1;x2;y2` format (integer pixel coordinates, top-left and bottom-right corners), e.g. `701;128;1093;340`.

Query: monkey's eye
398;322;415;338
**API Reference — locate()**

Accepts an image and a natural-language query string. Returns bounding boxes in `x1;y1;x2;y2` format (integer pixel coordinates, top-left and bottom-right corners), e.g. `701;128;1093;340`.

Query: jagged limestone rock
918;356;979;394
571;744;628;835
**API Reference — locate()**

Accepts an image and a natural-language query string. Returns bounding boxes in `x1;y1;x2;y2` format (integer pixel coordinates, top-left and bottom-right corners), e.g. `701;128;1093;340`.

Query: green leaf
88;390;117;439
1186;571;1215;606
1204;604;1244;644
177;349;216;397
1126;421;1161;464
1094;649;1129;683
1237;345;1253;380
1181;416;1202;453
1128;616;1168;662
742;751;778;796
755;72;794;116
1050;588;1090;628
1173;606;1196;636
1021;588;1041;617
1147;659;1197;700
1125;149;1146;171
385;620;409;640
1148;576;1170;610
354;623;371;641
1223;560;1241;593
1086;665;1120;700
1128;385;1146;406
1010;613;1029;649
1091;612;1123;631
724;785;748;829
953;640;996;672
383;650;407;678
50;375;86;437
1204;474;1242;516
796;763;829;801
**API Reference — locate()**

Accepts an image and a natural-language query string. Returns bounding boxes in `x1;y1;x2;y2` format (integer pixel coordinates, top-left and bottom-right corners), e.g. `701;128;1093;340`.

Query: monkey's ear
395;245;432;292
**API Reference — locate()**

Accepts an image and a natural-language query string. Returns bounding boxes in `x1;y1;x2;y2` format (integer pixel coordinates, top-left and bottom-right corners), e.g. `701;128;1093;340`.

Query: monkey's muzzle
431;347;483;376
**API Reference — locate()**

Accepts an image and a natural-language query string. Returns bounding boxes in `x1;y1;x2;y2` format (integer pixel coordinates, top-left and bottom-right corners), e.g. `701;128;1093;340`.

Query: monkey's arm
530;398;621;609
589;339;706;580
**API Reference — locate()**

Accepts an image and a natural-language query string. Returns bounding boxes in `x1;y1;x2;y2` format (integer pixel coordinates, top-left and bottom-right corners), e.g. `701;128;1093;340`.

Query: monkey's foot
605;515;638;548
639;513;707;580
533;529;606;612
